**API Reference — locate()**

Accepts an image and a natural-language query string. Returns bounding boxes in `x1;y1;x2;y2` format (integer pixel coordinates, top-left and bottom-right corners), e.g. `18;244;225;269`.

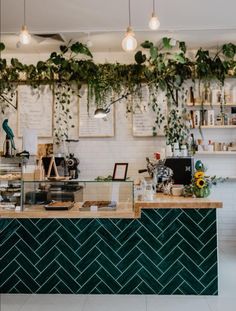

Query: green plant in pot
183;160;226;198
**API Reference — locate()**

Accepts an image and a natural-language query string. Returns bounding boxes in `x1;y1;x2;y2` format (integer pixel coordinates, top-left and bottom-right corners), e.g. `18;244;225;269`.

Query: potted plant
183;160;226;198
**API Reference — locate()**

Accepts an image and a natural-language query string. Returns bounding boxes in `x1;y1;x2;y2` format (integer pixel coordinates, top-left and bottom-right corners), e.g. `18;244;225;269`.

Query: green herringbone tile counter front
0;209;218;295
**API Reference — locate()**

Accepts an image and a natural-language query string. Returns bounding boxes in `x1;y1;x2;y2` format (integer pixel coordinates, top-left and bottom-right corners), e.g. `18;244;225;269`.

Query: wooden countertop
0;194;222;219
135;194;222;210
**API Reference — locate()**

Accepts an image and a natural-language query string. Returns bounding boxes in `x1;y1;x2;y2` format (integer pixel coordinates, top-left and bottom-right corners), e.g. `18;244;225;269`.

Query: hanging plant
0;38;235;144
164;108;190;146
54;83;75;145
148;84;166;136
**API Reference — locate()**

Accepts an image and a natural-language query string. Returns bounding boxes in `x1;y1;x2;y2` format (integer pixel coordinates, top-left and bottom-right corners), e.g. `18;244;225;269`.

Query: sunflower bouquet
183;160;226;198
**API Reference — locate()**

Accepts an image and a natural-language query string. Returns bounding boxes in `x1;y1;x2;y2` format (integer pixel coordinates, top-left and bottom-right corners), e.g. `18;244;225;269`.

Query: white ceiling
1;0;236;53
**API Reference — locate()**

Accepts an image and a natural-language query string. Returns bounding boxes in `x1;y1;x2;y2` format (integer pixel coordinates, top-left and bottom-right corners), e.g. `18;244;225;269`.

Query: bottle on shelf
3;135;13;157
206;110;215;126
173;142;180;157
189;134;198;155
180;145;188;157
223;113;229;125
215;113;224;126
208;140;214;152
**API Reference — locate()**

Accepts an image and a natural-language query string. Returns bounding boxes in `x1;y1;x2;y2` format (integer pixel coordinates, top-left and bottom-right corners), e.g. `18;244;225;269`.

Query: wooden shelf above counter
0;194;222;219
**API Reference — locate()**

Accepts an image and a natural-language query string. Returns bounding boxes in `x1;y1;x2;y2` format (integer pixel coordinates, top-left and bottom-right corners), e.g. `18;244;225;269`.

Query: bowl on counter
171;184;184;196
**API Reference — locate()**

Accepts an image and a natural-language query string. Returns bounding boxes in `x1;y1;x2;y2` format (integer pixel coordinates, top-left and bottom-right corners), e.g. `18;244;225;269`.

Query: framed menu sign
17;85;53;137
132;105;157;137
132;87;167;137
79;88;115;137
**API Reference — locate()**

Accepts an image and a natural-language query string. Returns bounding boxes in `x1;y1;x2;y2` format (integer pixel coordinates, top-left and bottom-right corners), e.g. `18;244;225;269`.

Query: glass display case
0;157;22;209
22;180;134;214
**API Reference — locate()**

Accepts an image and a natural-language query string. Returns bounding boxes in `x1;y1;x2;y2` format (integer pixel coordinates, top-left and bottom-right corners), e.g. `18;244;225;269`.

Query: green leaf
0;42;5;52
222;43;236;58
134;51;146;64
50;52;57;59
37;61;46;70
60;45;69;54
174;53;186;64
11;58;24;70
141;40;154;49
150;46;158;60
0;58;6;70
159;79;167;91
52;55;63;65
71;62;79;72
179;41;186;53
70;42;93;58
162;37;172;49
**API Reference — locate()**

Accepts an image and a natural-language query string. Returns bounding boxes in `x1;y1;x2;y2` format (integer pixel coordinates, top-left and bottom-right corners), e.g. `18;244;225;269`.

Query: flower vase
194;187;210;198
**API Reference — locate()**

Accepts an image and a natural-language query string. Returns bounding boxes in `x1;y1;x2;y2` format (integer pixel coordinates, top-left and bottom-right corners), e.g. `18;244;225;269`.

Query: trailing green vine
0;38;235;144
54;83;75;145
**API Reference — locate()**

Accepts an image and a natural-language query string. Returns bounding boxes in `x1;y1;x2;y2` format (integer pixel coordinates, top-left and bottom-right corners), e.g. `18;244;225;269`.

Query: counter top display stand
0;181;222;295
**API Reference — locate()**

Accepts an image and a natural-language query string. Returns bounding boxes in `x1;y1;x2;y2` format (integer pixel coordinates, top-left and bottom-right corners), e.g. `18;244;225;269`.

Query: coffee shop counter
0;194;222;218
0;194;222;295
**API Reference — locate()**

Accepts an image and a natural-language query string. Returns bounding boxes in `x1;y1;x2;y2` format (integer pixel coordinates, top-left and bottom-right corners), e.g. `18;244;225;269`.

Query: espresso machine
66;153;80;179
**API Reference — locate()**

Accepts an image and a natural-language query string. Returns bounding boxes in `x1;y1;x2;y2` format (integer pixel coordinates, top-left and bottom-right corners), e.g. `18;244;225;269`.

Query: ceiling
1;0;236;53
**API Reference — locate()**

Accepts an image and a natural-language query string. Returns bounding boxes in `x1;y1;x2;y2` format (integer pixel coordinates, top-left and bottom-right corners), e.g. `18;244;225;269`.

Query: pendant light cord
0;0;1;41
24;0;26;25
128;0;131;27
0;0;2;59
153;0;156;14
0;0;1;40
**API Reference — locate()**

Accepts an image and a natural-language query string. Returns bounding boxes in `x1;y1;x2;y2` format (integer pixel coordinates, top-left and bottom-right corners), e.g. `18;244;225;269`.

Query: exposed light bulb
149;13;160;30
19;25;31;45
122;27;137;52
86;32;93;48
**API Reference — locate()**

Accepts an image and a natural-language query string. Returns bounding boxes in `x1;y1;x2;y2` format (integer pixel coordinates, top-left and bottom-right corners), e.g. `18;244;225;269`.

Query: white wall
64;101;165;180
1;51;236;242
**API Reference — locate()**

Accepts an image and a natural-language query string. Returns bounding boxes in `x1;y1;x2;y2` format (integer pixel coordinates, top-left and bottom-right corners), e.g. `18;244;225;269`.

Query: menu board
17;85;53;137
79;88;114;137
132;105;157;136
132;86;166;137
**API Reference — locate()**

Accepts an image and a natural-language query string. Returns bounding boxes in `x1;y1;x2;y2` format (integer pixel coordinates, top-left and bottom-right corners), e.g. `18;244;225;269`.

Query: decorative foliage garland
0;38;235;144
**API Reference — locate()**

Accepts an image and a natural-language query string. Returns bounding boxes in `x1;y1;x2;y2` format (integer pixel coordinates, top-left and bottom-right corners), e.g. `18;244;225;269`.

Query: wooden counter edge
134;199;222;217
0;210;136;219
0;196;223;219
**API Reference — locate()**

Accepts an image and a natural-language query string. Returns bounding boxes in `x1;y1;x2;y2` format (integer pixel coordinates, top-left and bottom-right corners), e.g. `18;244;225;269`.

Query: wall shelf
196;151;236;155
225;176;236;181
187;103;236;107
191;125;236;129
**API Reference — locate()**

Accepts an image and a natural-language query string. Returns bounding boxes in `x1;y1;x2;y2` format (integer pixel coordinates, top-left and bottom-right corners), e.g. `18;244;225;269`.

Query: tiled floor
1;241;236;311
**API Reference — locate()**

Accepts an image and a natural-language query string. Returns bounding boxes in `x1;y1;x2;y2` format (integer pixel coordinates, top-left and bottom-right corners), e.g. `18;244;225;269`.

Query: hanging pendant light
122;0;137;52
149;0;160;30
19;0;31;44
86;32;93;48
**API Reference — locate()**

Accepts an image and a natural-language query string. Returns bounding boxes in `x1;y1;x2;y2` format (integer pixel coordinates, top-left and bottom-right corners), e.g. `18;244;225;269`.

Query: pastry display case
0;157;22;210
21;180;134;214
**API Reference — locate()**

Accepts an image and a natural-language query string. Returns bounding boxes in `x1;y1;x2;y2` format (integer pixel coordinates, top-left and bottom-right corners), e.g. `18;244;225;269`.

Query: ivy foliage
0;38;235;101
0;38;235;144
